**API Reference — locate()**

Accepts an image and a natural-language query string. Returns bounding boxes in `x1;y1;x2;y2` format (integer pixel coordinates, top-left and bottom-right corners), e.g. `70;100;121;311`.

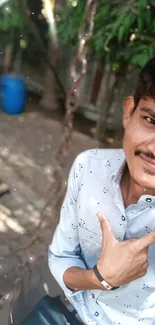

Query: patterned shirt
48;149;155;325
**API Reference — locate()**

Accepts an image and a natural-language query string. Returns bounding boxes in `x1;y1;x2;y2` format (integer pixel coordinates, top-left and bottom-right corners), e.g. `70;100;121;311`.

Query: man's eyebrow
140;107;155;119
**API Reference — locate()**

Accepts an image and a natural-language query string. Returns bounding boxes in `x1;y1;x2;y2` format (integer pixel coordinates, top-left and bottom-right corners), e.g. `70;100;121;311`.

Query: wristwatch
93;264;119;291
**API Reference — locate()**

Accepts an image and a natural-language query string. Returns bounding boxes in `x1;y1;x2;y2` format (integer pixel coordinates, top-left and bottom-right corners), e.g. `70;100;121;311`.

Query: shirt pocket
78;225;102;268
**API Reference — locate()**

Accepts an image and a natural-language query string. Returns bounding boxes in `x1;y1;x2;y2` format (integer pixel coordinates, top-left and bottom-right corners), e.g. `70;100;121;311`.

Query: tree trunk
39;40;61;111
13;48;24;75
106;63;128;133
96;63;128;143
57;0;66;4
17;0;65;110
95;65;115;142
90;59;105;105
3;44;12;73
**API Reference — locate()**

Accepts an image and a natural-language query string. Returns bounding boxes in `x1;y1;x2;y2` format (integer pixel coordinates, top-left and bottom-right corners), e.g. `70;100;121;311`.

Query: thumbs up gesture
96;213;154;287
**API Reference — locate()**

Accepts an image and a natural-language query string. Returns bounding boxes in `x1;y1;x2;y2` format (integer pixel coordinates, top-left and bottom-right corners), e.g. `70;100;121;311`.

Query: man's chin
132;171;155;190
137;154;155;176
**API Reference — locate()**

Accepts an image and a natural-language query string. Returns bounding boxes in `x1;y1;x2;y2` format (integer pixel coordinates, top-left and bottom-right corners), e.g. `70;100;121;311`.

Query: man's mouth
139;153;155;169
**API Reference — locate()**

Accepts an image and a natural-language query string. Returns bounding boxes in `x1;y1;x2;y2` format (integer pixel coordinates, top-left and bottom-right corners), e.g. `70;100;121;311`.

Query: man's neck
120;165;155;208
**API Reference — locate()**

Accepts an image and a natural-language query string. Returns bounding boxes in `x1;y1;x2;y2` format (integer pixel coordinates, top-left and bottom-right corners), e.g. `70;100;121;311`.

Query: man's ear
123;96;135;129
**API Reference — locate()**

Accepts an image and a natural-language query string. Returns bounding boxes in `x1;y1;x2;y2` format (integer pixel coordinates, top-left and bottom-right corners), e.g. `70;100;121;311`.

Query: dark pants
21;295;84;325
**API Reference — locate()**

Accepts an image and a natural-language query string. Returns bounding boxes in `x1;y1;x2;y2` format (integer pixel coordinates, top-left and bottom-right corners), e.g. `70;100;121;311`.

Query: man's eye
146;117;155;125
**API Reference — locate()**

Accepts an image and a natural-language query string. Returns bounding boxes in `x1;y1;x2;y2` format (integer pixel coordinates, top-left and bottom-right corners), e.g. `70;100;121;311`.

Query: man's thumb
97;212;115;241
137;230;155;251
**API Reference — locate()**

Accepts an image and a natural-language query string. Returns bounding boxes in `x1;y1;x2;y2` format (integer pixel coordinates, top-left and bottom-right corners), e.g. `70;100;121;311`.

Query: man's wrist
89;269;107;290
93;264;120;290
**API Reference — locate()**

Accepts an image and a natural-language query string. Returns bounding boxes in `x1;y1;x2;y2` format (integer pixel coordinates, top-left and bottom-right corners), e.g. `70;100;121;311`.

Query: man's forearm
63;267;106;291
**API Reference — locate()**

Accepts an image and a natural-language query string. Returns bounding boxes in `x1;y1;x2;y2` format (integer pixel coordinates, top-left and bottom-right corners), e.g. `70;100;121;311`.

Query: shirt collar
110;149;126;185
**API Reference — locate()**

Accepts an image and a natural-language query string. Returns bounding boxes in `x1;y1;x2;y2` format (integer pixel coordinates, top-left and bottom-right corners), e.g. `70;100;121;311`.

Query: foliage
0;0;47;66
56;0;155;69
0;0;27;55
0;0;155;69
0;0;26;32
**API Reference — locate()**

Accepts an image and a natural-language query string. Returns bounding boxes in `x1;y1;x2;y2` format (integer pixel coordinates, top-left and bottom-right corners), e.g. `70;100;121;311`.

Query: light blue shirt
48;149;155;325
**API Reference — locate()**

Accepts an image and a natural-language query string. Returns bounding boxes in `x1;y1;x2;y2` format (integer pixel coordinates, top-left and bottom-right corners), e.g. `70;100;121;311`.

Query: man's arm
49;151;100;298
63;267;104;291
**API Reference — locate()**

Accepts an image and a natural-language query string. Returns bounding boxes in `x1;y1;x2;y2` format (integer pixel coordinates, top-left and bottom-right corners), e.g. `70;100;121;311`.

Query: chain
18;0;98;237
34;0;98;222
8;2;97;319
66;0;97;115
38;0;98;215
57;0;97;167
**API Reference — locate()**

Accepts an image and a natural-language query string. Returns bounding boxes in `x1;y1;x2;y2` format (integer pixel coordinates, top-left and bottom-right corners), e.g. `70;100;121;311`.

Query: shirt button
95;312;99;317
146;198;152;202
121;216;126;221
92;293;95;298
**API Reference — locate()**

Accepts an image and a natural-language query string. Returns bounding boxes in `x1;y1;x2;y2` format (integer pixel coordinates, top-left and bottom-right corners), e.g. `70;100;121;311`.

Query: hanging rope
30;0;98;232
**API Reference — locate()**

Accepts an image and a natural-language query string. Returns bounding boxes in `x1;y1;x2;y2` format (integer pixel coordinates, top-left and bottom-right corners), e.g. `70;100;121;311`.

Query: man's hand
97;212;155;287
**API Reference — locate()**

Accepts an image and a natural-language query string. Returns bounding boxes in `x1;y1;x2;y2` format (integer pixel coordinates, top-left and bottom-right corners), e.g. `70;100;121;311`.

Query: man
48;57;155;325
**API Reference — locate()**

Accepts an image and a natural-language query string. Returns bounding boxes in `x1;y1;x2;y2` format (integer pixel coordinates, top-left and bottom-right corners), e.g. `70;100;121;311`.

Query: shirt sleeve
48;151;88;298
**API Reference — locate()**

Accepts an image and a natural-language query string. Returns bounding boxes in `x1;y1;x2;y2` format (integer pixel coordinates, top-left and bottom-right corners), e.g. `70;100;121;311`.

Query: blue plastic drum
0;74;27;115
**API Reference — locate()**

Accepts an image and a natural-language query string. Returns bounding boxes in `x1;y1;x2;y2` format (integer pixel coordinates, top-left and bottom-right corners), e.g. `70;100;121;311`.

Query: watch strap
93;264;119;291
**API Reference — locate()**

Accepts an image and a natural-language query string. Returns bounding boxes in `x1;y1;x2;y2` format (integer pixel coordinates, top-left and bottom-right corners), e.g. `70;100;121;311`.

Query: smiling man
48;57;155;325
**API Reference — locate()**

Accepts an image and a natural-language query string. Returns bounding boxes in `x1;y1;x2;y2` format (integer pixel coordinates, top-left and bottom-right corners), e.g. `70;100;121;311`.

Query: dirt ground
0;97;122;324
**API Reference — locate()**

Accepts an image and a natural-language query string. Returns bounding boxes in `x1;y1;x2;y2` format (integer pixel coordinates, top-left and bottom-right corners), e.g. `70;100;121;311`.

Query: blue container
0;74;27;115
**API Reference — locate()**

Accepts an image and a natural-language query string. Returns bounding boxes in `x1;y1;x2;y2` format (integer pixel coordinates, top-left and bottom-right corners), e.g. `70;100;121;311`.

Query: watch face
101;280;112;290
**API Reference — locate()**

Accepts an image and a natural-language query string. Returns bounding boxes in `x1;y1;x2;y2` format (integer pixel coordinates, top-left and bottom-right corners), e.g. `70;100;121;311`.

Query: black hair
133;57;155;110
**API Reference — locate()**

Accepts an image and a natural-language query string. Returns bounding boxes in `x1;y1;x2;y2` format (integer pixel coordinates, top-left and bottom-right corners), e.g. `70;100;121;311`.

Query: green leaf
137;0;148;10
131;52;150;67
137;16;143;31
118;25;125;42
144;9;151;24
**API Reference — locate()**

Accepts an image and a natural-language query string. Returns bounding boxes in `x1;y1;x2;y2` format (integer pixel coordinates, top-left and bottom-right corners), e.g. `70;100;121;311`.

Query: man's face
123;96;155;189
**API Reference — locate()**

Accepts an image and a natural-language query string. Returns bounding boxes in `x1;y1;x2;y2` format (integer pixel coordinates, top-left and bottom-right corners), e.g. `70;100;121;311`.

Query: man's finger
137;230;155;250
97;212;116;242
